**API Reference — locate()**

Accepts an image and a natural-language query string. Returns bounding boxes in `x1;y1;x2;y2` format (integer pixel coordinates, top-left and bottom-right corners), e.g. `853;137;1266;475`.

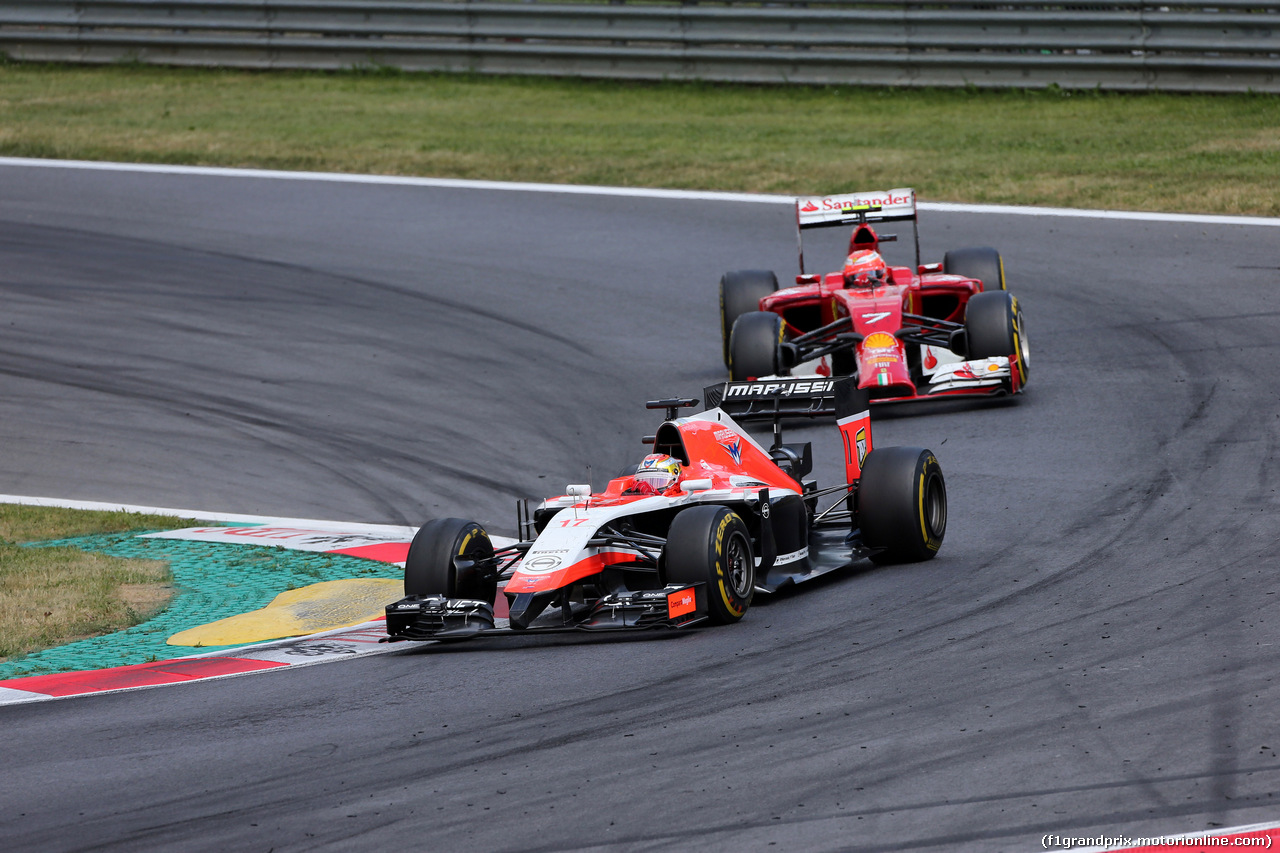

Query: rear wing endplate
795;188;919;274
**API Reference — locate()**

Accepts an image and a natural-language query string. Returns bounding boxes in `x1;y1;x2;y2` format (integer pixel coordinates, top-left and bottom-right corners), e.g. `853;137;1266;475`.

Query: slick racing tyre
964;290;1029;385
404;518;497;604
729;311;784;381
720;270;779;367
858;447;946;564
666;505;754;624
944;246;1005;291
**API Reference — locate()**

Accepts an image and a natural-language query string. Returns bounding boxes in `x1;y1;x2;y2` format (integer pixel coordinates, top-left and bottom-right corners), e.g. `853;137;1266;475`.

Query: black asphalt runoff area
1;164;1279;851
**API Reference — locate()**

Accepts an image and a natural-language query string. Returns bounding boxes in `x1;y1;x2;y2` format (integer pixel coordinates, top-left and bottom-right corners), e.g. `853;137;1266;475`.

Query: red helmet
843;250;888;288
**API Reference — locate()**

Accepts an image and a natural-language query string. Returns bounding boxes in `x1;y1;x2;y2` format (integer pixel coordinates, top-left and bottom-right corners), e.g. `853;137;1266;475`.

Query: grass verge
0;63;1277;215
0;505;193;662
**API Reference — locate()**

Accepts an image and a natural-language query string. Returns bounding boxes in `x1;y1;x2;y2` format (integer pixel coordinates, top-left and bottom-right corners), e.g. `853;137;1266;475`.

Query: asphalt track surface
2;162;1279;853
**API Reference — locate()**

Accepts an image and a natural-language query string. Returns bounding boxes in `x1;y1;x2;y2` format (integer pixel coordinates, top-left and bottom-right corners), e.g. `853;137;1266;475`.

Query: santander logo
821;193;912;210
800;200;820;212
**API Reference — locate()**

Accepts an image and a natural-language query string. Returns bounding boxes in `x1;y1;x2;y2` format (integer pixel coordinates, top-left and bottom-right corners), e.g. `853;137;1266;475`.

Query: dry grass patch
0;504;194;661
1;64;1277;214
0;547;173;661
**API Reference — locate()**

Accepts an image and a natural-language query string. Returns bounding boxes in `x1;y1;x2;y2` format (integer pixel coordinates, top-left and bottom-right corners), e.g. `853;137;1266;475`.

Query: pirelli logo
723;379;836;399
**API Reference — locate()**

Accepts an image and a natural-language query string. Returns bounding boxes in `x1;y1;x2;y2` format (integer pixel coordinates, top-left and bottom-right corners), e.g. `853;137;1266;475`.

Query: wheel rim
1016;309;1030;368
725;532;753;597
924;474;947;539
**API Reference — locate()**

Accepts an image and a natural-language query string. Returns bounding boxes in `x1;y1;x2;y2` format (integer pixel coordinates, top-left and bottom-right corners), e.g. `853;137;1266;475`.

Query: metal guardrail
0;1;1276;92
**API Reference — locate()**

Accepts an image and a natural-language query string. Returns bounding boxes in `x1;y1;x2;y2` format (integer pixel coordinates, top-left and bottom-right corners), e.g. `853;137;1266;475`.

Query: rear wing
703;375;846;422
704;376;873;483
795;188;920;274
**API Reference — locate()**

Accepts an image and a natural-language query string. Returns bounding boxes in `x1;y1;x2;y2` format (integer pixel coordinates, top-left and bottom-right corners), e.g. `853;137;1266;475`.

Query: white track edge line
2;156;1278;227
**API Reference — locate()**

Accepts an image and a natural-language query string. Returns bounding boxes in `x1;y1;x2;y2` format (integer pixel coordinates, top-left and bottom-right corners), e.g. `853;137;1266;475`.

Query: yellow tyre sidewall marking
714;513;745;616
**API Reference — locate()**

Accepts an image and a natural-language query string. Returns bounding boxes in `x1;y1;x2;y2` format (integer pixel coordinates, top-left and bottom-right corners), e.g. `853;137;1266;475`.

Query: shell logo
863;332;897;350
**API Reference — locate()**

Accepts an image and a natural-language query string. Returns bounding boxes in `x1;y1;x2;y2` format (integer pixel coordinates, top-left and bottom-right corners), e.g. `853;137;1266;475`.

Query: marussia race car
710;187;1030;420
384;381;947;640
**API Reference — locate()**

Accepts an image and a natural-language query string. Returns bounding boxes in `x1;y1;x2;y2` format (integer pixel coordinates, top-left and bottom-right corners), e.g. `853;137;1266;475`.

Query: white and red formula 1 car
710;188;1029;420
384;381;946;641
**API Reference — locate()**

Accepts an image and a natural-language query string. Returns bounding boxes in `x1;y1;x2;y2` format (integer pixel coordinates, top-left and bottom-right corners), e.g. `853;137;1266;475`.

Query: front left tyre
964;290;1029;386
857;447;947;564
665;505;754;624
404;517;497;605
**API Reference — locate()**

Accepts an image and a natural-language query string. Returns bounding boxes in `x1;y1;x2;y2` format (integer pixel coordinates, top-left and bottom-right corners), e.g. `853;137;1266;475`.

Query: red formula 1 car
384;382;946;641
710;188;1029;419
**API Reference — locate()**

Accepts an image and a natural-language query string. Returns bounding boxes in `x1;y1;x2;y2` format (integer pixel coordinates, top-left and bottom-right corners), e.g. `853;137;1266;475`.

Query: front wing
706;362;1013;421
384;584;708;642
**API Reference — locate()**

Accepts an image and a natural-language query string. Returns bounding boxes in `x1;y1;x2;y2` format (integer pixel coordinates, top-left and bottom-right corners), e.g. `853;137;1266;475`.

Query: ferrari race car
384;381;946;641
711;188;1029;420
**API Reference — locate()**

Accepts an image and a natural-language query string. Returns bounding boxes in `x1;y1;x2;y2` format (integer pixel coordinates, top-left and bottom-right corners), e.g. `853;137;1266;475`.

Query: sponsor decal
720;437;744;465
775;547;809;567
796;191;915;227
819;193;913;211
722;378;835;399
860;311;892;324
863;332;897;350
877;372;890;386
924;349;937;370
855;427;868;468
522;555;563;573
667;588;696;619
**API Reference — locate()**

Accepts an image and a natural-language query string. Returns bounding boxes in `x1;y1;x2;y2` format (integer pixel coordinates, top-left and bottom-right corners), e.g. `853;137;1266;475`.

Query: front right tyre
944;246;1005;291
404;517;497;604
665;505;754;624
729;310;785;381
720;270;779;367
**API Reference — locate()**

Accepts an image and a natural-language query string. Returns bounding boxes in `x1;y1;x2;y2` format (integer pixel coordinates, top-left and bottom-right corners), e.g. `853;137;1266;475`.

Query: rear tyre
944;246;1005;291
404;518;497;604
965;291;1029;386
729;311;784;381
858;447;946;564
666;506;754;624
720;270;779;367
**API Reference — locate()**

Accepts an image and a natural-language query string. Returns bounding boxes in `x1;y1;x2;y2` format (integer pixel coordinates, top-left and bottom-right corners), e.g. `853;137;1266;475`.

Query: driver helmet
634;453;681;493
843;250;888;288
